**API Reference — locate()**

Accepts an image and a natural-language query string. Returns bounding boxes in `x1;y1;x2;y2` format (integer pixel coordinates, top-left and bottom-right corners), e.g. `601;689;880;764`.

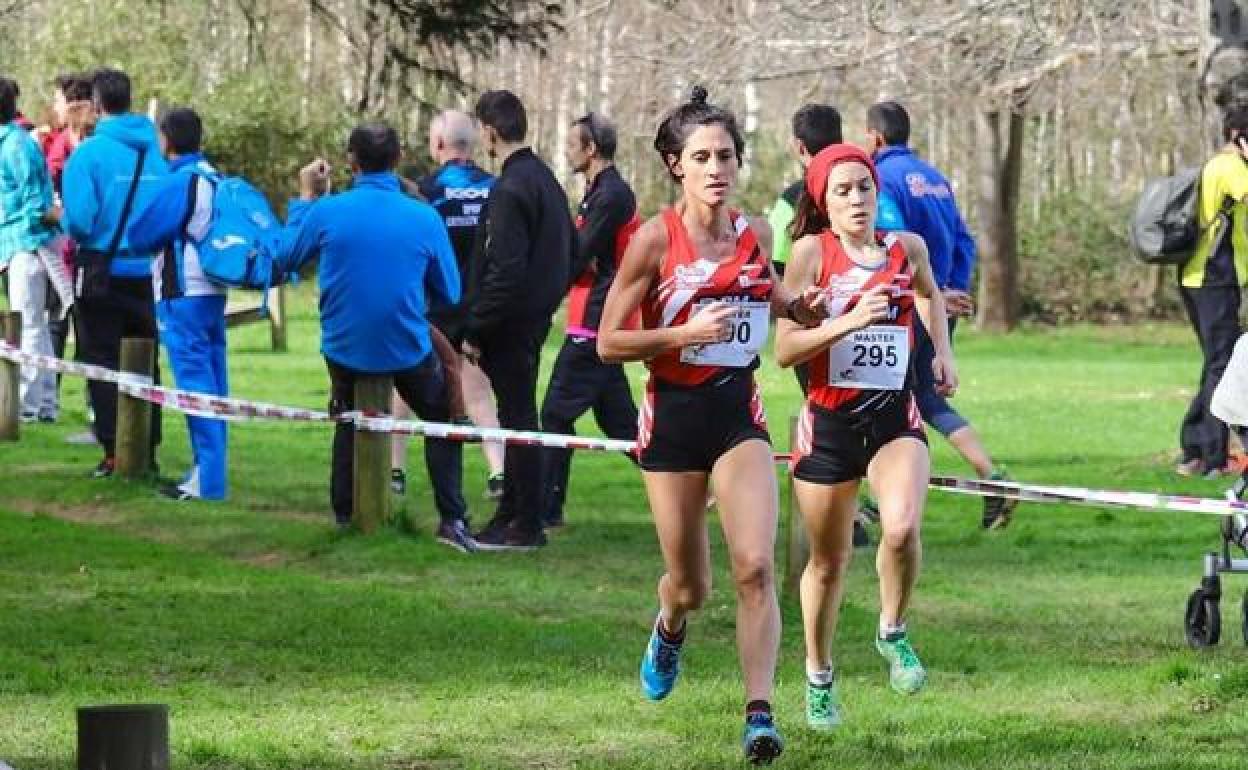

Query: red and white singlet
641;208;774;386
806;231;917;412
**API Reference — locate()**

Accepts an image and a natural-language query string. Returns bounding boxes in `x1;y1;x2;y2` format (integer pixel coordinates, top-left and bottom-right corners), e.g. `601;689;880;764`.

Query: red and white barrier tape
5;341;1245;516
0;342;634;452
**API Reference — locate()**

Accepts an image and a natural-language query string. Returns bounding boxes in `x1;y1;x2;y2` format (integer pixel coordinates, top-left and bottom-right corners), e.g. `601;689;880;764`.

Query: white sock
806;665;835;686
879;620;907;638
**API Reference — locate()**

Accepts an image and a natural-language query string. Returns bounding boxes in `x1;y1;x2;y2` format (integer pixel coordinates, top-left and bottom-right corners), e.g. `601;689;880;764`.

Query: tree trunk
1203;0;1248;148
975;108;1025;332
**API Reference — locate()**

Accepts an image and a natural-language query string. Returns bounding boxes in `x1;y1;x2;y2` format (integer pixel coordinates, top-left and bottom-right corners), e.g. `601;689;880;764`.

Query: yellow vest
1181;150;1248;288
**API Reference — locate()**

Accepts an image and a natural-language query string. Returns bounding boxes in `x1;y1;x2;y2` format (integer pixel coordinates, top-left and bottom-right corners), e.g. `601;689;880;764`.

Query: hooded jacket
62;113;168;278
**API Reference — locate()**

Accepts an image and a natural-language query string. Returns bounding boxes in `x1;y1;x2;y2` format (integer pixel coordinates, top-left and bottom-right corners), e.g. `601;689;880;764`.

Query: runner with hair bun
598;86;824;765
775;143;956;729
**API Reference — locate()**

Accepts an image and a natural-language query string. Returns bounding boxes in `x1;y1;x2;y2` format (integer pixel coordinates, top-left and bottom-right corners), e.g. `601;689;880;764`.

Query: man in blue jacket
62;68;168;477
867;100;1015;530
127;108;228;501
281;122;475;552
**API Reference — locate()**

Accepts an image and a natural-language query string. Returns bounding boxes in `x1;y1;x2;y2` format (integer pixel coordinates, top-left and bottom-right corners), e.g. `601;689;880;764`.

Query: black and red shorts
792;391;926;484
637;369;770;473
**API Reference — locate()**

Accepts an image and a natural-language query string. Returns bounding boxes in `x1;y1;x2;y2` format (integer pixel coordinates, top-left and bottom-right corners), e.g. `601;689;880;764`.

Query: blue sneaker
742;712;784;765
639;615;682;701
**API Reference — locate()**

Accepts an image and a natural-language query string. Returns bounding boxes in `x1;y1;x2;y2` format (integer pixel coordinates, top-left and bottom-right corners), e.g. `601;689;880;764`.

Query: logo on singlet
672;263;713;290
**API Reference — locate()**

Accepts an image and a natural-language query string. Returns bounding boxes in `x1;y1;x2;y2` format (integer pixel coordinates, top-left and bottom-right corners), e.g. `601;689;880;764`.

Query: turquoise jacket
0;121;57;268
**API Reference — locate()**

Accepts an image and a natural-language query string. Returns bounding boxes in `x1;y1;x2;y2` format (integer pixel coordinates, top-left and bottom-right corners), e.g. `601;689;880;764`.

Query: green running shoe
875;630;927;695
805;678;842;730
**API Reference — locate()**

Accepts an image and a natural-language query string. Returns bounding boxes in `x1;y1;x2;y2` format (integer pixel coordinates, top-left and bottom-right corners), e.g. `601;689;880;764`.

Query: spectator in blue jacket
280;122;475;552
127;108;228;501
62;68;168;477
867;100;1015;530
0;75;65;423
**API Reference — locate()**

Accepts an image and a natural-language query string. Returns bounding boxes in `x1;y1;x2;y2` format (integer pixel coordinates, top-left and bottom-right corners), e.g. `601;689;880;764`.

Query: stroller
1184;333;1248;648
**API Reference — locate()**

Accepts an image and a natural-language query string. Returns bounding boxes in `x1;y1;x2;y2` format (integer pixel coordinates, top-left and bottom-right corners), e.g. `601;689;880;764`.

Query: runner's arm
755;215;824;328
597;217;732;362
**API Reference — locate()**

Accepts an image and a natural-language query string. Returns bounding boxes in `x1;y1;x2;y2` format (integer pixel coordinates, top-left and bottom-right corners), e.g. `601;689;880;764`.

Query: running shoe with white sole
875;629;927;695
435;519;477;553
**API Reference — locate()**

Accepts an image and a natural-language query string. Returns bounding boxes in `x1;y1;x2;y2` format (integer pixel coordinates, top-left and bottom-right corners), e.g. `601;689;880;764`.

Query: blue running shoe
639;615;682;701
742;712;784;765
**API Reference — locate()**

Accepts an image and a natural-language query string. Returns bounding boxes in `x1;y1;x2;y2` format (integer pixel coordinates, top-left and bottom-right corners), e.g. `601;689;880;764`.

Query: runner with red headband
775;143;957;729
598;86;824;765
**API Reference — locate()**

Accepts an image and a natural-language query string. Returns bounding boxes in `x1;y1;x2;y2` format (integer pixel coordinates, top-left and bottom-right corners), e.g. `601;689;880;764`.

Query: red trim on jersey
641;208;774;386
637;381;656;453
807;231;914;411
568;212;643;333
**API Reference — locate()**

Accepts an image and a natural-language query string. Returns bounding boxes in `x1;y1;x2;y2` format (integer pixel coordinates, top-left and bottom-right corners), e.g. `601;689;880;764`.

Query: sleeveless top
641;208;774;386
807;231;915;412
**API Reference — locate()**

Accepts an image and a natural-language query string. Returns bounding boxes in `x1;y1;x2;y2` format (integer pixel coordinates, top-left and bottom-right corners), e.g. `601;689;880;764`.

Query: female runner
598;87;823;764
775;143;956;728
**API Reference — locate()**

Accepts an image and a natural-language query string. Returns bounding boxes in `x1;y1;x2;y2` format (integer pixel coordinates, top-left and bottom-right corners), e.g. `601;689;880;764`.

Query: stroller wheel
1185;590;1221;648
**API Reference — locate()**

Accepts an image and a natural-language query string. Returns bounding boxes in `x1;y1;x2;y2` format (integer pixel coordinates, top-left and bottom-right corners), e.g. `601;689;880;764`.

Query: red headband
805;144;879;214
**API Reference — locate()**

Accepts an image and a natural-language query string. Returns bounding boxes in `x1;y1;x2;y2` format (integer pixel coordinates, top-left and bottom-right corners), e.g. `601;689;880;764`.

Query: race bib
680;300;770;368
825;325;909;390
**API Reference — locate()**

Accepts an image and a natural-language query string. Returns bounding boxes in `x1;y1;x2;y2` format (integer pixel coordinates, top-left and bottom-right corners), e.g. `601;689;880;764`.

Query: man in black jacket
539;112;640;528
463;90;574;551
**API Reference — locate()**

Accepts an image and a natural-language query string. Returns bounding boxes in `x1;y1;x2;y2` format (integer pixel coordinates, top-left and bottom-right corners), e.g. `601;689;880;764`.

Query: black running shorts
792;392;926;484
637;370;770;473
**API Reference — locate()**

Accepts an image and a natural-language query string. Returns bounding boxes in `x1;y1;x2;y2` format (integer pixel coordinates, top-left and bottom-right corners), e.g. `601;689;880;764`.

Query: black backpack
1128;167;1203;265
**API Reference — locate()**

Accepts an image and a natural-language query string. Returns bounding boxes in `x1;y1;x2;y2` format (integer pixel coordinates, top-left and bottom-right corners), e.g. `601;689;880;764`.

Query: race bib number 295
825;325;909;390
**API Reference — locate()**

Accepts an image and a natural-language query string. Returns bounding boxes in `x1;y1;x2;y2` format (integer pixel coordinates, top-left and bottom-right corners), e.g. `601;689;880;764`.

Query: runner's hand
792;285;828;326
461;340;482;366
682;301;736;345
845;286;891;330
933;352;959;396
943;289;974;318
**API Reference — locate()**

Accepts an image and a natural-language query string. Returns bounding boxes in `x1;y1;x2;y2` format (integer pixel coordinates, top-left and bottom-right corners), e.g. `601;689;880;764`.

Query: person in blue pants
127;107;229;500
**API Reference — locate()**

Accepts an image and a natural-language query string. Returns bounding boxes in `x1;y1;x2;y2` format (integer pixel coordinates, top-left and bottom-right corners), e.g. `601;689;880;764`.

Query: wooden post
353;375;392;533
115;338;155;479
784;414;809;598
268;286;287;352
77;703;170;770
0;312;20;442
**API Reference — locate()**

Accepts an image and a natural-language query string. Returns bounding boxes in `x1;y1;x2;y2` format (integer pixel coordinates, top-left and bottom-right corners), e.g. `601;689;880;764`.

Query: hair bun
690;86;709;106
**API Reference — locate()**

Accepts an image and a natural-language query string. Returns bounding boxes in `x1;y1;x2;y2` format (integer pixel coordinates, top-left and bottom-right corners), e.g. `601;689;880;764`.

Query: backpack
193;173;294;296
1128;167;1203;265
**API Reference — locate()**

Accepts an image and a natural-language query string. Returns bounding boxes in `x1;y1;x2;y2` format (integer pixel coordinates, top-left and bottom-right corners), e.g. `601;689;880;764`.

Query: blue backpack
193;173;294;295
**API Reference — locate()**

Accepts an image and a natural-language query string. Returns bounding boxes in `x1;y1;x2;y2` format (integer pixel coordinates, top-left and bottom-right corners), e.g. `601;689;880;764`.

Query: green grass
2;287;1248;768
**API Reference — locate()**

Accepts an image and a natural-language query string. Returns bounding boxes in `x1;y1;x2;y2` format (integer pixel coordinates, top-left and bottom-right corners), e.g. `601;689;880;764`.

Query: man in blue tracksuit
126;108;228;501
280;122;475;552
867;100;1014;530
62;68;168;477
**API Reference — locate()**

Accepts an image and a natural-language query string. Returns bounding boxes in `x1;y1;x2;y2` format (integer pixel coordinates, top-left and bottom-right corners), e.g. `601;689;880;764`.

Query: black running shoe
475;522;547;552
436;519;478;553
90;456;115;479
485;472;505;501
390;468;407;495
981;470;1018;530
853;517;871;548
157;483;196;502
